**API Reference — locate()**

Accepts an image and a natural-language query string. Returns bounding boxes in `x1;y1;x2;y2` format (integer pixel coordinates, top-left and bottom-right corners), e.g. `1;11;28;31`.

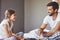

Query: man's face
47;6;55;16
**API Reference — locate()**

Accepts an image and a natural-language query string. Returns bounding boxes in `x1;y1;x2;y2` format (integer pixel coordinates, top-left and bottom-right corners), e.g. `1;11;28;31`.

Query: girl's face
10;13;16;21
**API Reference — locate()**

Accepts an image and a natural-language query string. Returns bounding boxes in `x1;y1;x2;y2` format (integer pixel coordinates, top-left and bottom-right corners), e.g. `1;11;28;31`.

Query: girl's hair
5;9;15;19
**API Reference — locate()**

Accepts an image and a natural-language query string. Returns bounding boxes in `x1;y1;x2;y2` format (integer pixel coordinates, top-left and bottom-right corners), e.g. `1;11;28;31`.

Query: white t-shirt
43;13;60;29
0;19;13;39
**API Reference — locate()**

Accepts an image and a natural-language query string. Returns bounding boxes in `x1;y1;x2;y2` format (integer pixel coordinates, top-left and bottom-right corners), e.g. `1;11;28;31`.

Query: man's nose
48;12;50;13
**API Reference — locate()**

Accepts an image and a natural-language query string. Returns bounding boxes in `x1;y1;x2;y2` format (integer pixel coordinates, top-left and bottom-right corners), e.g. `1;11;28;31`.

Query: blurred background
0;0;52;33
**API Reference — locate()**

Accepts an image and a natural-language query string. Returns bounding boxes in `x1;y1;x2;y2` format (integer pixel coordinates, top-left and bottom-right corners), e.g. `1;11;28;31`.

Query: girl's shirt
0;19;13;39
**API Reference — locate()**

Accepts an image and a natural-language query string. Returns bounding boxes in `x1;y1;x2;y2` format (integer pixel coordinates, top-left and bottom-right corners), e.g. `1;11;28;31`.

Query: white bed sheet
24;29;49;39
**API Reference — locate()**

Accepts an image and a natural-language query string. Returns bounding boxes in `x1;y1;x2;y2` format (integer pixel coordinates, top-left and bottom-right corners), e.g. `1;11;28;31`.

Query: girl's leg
4;36;17;40
17;32;23;37
0;39;3;40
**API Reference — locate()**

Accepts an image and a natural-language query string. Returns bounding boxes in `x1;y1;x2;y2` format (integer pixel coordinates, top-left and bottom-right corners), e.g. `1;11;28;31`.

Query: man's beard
49;13;55;16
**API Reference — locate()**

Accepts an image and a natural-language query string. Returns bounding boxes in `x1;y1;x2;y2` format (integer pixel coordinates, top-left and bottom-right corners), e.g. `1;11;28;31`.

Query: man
37;2;60;39
24;2;60;40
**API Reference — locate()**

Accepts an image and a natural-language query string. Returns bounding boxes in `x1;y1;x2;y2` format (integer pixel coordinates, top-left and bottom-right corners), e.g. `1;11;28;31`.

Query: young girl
0;9;22;40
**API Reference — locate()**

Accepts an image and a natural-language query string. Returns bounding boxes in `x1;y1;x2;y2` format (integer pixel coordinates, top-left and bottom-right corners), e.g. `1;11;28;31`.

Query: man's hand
42;32;48;36
37;23;47;36
37;29;43;36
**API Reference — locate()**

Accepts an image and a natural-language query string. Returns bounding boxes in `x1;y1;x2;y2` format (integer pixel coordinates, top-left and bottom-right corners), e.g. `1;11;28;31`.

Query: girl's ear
7;13;11;18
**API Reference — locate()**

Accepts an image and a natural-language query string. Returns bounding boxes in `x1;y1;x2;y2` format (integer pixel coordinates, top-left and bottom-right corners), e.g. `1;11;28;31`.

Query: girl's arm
12;28;17;36
3;24;12;37
12;28;23;40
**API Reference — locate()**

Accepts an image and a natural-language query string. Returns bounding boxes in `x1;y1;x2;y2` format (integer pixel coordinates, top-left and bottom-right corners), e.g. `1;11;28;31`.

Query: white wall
1;0;24;33
0;0;1;22
0;0;52;33
24;0;51;32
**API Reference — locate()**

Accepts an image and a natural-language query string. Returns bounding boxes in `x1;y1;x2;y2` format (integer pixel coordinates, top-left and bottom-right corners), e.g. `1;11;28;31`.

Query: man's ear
55;9;58;12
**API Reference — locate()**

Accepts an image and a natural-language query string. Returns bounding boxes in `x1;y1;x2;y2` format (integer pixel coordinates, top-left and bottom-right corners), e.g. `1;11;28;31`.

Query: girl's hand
6;33;12;38
12;33;17;36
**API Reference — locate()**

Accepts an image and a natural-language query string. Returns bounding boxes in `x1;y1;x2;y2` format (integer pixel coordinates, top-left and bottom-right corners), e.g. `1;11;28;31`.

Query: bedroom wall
24;0;52;32
1;0;24;33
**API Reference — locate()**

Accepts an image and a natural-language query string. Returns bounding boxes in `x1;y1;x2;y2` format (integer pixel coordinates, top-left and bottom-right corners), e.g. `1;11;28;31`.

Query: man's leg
48;30;60;40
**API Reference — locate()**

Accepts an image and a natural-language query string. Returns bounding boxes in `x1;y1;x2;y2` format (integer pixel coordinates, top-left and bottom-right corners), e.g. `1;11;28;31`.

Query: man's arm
40;23;47;29
37;23;47;35
42;21;60;36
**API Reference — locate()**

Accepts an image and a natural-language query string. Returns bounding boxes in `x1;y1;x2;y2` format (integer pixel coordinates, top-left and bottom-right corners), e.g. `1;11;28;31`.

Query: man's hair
5;9;15;18
47;2;59;10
